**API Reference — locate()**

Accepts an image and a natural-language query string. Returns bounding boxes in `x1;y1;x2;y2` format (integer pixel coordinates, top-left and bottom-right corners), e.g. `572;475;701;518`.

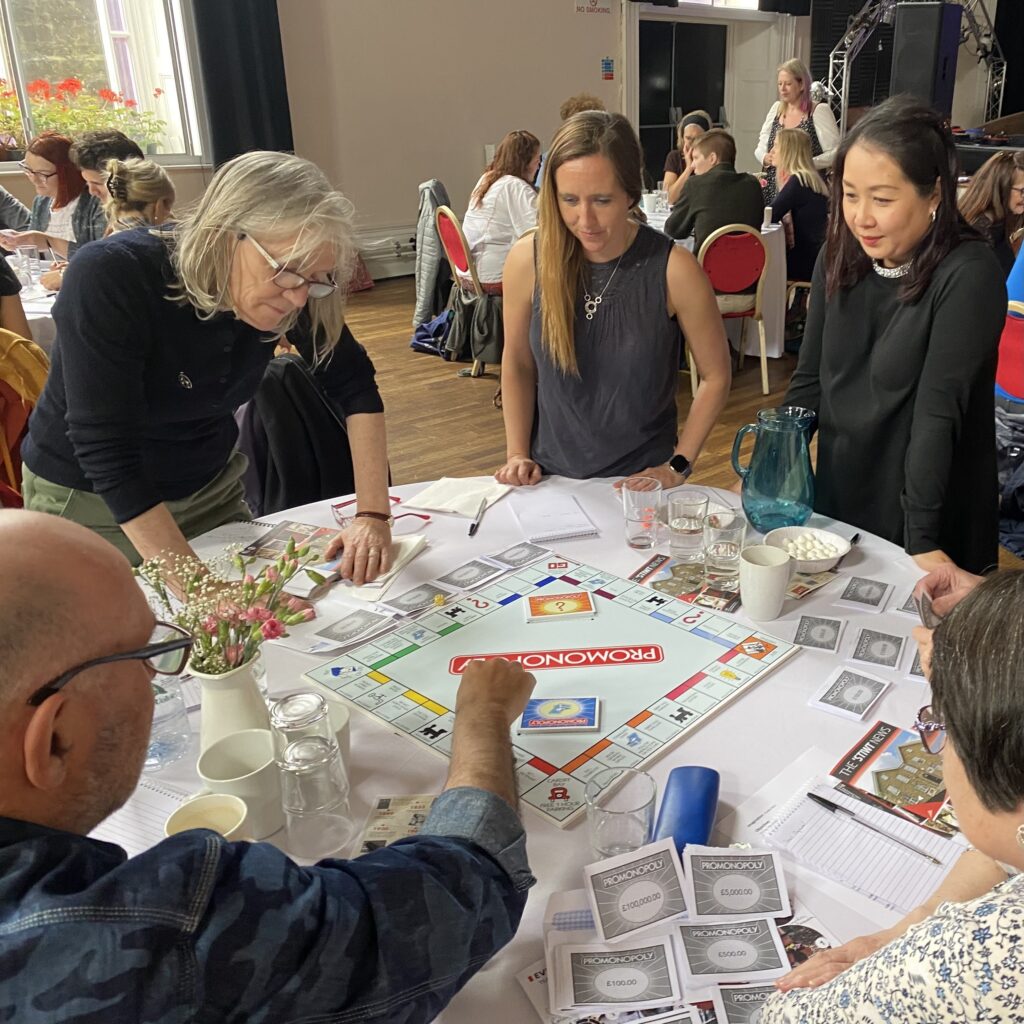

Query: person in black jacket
664;130;763;254
21;151;393;585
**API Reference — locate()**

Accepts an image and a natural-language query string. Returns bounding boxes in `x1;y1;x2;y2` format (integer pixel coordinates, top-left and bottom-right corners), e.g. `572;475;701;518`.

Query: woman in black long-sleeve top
770;128;828;282
21;151;395;584
784;98;1006;575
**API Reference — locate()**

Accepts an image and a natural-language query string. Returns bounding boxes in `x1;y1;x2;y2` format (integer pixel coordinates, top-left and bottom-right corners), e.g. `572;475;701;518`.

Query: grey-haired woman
21;150;392;584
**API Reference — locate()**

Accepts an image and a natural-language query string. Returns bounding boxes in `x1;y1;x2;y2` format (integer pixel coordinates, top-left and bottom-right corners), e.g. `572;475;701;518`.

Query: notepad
89;778;193;857
509;492;598;543
764;780;963;915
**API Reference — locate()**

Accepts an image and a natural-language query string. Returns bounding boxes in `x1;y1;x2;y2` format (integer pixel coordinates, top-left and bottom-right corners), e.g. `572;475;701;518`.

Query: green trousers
22;451;252;565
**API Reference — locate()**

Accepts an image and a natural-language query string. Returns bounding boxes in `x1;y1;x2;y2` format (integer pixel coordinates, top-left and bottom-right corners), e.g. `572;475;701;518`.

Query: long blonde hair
775;129;828;196
103;157;175;231
537;111;643;375
778;58;813;114
170;151;356;353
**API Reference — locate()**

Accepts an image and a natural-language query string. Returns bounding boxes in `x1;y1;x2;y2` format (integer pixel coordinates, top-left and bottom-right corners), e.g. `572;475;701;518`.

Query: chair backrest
697;224;769;310
435;205;483;296
0;329;48;504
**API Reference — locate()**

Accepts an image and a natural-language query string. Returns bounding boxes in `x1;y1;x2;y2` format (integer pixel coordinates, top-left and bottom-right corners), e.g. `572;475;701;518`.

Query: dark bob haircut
930;570;1024;813
824;95;981;304
69;129;143;171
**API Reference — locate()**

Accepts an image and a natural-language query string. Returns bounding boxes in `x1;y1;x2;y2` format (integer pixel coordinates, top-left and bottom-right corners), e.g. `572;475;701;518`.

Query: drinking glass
279;736;353;859
667;493;708;562
14;244;38;286
703;509;746;587
621;478;662;550
585;768;657;859
269;691;334;763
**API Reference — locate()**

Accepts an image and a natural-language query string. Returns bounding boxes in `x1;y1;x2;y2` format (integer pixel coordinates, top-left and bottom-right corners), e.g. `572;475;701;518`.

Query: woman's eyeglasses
241;233;338;299
331;496;430;535
18;161;58;182
913;704;947;755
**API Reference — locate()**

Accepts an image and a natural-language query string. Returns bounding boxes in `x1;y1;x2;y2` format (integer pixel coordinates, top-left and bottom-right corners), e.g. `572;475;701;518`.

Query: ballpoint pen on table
806;791;941;865
468;498;487;537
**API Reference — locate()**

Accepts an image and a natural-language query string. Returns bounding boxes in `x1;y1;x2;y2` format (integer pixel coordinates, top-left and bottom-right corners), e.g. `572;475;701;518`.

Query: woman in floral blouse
758;570;1024;1022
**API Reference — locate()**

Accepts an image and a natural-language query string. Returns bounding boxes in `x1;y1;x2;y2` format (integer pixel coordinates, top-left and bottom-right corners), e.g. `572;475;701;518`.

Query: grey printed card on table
675;917;788;985
583;838;687;943
809;666;891;721
834;576;893;614
560;937;681;1010
682;845;791;921
712;984;779;1024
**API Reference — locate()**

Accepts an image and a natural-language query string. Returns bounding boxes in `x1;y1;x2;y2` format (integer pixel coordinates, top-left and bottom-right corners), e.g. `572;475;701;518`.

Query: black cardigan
23;228;383;523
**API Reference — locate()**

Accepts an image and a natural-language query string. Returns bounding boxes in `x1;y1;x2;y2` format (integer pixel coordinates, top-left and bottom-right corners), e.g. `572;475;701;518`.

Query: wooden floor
345;276;797;490
345;276;1022;570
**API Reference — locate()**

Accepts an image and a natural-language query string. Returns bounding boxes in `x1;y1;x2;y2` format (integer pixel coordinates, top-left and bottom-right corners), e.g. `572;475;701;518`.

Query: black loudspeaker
760;0;811;14
890;2;961;116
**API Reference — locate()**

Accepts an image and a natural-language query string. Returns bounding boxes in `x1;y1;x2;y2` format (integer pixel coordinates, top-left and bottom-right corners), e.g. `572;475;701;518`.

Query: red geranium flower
124;98;137;109
98;87;117;103
57;77;82;95
26;79;51;99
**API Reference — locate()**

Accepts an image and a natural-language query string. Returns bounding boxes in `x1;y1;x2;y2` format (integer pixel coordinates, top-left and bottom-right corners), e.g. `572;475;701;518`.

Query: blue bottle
731;406;815;532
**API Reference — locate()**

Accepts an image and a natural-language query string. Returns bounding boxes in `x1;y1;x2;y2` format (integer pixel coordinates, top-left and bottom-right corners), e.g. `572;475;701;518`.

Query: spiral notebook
509;492;598;543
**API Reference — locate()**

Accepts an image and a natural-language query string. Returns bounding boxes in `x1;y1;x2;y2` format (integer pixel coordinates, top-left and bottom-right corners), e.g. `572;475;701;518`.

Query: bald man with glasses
0;510;537;1023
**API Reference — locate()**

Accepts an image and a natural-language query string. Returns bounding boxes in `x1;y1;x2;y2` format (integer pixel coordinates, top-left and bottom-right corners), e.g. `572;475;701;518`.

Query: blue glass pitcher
731;406;815;532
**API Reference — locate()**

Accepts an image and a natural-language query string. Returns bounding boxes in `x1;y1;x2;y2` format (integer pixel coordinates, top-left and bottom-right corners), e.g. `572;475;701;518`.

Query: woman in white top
757;569;1024;1023
462;129;540;285
755;58;840;204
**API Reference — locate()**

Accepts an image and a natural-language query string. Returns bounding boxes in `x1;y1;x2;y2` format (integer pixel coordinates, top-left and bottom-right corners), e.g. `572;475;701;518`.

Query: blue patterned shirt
0;786;534;1023
755;873;1024;1023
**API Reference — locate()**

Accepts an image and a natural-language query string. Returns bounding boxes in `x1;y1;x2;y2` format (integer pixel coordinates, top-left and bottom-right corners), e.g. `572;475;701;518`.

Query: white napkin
346;534;428;602
402;476;511;518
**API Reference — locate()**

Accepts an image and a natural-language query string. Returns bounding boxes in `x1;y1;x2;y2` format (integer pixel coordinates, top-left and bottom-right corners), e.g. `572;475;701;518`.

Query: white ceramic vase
191;658;270;755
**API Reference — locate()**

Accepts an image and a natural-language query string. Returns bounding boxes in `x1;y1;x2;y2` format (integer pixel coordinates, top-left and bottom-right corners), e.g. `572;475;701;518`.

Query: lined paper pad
764;781;963;914
509;492;598;543
89;778;192;858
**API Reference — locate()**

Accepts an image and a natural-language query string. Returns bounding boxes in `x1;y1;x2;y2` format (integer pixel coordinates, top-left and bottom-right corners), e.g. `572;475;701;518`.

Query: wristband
353;511;393;526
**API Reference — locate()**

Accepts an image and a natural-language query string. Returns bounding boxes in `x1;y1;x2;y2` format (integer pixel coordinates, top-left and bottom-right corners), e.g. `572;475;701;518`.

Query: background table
143;476;931;1022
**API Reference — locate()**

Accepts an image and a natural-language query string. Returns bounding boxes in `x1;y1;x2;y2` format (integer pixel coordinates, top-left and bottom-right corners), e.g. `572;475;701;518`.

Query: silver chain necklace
583;252;625;320
872;257;914;279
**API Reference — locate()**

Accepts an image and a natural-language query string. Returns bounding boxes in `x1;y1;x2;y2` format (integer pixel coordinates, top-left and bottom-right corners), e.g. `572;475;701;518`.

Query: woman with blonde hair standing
495;111;730;489
21;150;393;584
770;128;829;281
755;58;839;204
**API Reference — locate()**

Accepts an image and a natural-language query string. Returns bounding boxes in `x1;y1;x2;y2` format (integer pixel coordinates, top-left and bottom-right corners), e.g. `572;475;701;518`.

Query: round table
115;475;933;1022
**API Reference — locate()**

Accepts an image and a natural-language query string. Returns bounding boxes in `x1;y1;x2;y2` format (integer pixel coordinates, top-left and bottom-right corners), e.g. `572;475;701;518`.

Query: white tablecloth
23;289;56;354
647;212;787;360
138;477;931;1022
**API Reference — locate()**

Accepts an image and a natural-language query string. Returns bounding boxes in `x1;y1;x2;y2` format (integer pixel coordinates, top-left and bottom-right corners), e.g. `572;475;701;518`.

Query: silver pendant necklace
872;257;914;279
583;252;625;320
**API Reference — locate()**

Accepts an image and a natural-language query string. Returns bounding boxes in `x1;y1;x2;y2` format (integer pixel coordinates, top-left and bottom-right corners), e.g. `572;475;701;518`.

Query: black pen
468;498;487;537
806;792;942;865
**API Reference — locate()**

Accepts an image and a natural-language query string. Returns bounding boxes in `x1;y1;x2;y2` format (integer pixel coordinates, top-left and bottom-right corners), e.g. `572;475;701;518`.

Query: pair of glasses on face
1010;186;1024;199
913;704;946;755
18;161;57;182
331;495;431;535
241;233;338;299
26;621;194;707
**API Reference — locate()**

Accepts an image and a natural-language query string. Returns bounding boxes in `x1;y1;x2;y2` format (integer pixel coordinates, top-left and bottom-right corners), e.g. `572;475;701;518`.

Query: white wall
277;0;622;250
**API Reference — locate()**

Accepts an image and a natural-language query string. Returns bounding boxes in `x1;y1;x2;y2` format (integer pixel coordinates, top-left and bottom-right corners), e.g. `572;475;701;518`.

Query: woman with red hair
0;131;106;258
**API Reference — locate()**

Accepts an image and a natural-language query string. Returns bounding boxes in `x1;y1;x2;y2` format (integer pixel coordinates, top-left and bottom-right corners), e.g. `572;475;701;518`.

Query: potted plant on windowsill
135;538;322;754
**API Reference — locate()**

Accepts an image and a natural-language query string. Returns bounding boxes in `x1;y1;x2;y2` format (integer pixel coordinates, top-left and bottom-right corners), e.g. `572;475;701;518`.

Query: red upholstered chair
697;224;771;395
435;205;502;378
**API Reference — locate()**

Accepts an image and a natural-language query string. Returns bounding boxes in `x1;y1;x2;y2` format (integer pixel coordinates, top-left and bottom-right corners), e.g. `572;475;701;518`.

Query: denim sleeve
193;795;532;1023
0;186;29;231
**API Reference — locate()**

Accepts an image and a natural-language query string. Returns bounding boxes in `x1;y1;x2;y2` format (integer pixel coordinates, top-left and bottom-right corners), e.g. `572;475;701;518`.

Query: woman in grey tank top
496;111;731;490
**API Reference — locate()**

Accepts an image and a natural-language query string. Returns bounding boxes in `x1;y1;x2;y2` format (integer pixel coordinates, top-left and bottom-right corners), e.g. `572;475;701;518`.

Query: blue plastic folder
654;765;720;854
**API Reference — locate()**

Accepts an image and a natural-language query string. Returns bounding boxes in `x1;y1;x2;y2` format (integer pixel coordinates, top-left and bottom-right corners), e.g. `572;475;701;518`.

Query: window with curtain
0;0;202;158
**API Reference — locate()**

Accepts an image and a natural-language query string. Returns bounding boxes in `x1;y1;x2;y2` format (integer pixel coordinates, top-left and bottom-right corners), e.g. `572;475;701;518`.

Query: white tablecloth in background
22;288;56;353
647;212;787;359
139;477;930;1022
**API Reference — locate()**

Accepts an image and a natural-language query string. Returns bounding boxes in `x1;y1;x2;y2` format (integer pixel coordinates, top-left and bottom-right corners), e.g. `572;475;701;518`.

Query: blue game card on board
519;697;600;732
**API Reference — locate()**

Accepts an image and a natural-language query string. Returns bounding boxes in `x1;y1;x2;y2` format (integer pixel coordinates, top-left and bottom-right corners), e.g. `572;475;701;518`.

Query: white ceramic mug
197;728;284;839
164;793;249;840
739;544;792;621
641;192;659;215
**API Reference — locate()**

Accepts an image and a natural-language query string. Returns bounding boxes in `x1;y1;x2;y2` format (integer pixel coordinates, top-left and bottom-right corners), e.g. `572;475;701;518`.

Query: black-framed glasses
240;233;338;299
913;704;947;755
17;161;58;182
26;621;194;707
1010;186;1024;198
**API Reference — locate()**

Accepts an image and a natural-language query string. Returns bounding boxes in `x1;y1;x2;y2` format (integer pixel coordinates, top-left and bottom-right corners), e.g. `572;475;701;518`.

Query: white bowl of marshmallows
764;526;851;573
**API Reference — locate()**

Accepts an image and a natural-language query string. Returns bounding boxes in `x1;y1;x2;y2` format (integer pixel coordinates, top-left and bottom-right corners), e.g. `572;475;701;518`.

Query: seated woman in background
662;110;711;206
495;111;730;489
759;570;1024;1023
958;150;1024;277
770;128;829;282
0;132;105;259
40;158;176;291
785;97;1006;575
462;130;540;286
